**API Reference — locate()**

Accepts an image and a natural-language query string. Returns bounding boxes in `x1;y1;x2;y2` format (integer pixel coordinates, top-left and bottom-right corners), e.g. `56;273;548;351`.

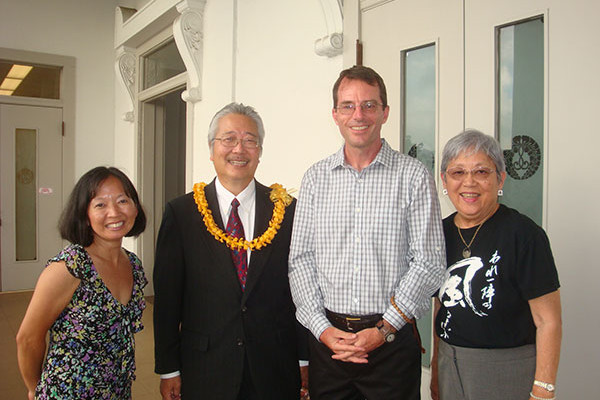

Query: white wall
0;0;119;179
235;0;342;190
544;1;600;395
187;0;343;191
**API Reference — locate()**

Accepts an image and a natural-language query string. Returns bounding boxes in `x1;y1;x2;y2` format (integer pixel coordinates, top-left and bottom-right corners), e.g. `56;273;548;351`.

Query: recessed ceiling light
0;78;21;91
7;64;33;80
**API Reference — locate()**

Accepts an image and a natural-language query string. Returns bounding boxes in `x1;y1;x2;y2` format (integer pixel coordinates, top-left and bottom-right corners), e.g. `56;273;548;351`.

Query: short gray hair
441;129;506;181
207;102;265;154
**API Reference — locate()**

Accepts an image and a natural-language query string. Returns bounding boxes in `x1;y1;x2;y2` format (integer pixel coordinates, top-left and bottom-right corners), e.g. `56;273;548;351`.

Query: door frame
135;30;189;293
0;48;75;291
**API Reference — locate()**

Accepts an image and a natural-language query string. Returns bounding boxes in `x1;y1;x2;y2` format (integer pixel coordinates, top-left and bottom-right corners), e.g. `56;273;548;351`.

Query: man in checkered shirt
289;65;446;399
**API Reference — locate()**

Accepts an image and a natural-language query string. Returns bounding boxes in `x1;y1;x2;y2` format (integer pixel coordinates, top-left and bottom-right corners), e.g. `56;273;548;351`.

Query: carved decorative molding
315;0;343;57
116;47;136;122
315;32;344;57
174;0;207;103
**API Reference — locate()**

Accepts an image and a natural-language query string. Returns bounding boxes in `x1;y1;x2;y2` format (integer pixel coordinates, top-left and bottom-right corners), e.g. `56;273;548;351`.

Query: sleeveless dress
35;244;147;399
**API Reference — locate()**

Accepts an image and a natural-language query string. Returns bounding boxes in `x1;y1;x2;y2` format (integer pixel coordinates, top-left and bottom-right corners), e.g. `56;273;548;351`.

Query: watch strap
376;320;396;342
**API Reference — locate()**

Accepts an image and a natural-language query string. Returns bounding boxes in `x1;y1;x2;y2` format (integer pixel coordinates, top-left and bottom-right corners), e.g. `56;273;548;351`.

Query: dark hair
332;65;388;109
59;166;146;246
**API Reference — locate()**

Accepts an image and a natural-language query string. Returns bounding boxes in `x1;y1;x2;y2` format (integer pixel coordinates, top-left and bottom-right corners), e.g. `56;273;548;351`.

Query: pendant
462;248;471;258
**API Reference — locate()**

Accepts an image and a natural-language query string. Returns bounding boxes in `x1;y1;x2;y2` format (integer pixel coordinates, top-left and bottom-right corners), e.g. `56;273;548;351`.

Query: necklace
457;223;484;258
456;206;498;258
193;182;292;251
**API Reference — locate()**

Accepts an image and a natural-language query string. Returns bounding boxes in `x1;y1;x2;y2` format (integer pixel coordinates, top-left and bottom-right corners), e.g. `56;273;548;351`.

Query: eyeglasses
445;167;497;182
213;136;260;148
336;101;383;115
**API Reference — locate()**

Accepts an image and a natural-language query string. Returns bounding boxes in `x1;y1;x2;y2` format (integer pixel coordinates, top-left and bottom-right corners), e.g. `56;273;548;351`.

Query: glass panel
15;129;37;261
0;61;60;99
497;17;544;225
143;39;186;89
402;43;436;367
403;44;436;175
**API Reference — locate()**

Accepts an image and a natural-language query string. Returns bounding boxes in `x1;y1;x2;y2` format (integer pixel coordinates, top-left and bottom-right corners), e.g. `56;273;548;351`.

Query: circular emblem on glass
503;135;541;180
17;168;35;185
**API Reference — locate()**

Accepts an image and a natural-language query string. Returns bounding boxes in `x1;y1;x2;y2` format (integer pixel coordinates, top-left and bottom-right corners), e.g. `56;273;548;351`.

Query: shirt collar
215;178;256;214
329;138;393;170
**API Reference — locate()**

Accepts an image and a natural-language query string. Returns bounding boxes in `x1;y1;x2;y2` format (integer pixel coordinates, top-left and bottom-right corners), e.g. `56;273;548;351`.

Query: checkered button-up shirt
289;139;446;339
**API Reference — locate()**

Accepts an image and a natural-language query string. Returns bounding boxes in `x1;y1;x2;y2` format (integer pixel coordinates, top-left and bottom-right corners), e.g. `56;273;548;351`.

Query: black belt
325;309;382;332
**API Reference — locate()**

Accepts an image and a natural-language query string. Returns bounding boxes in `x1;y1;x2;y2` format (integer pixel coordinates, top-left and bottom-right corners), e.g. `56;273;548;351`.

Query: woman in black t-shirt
430;130;561;400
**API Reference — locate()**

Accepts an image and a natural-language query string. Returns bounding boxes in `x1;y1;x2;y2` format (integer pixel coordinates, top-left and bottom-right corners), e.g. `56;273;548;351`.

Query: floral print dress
35;244;147;399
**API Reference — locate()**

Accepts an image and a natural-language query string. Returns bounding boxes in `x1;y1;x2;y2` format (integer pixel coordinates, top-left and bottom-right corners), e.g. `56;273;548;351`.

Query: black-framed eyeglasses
213;137;260;148
445;167;497;182
336;100;383;115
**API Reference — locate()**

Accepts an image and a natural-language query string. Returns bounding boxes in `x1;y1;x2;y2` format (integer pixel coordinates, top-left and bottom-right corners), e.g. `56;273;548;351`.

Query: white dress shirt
215;178;256;262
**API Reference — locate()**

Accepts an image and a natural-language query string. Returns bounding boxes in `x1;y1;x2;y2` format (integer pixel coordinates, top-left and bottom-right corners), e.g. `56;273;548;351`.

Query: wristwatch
533;380;555;392
376;320;396;343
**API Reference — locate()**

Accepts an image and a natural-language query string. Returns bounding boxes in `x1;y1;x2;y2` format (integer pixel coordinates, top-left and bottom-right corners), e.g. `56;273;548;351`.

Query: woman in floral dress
17;166;147;400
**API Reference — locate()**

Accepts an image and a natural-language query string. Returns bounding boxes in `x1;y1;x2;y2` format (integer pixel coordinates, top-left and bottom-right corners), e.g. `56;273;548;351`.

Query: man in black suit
153;103;308;399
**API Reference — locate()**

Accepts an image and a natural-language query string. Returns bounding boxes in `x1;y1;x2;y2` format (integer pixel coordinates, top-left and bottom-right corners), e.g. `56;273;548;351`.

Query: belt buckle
345;317;361;332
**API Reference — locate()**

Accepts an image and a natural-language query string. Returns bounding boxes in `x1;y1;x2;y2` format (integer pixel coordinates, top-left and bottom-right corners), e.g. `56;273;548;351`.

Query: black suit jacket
153;179;306;399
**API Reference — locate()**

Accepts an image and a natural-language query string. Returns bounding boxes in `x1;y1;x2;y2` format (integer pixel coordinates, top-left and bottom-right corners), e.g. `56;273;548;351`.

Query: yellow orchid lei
193;182;293;251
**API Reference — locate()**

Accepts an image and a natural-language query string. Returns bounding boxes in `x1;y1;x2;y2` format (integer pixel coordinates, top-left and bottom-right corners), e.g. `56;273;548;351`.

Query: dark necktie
226;198;248;290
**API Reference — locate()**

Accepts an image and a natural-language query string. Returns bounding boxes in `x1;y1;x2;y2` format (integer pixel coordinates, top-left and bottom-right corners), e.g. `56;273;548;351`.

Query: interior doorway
0;104;63;291
139;87;187;285
149;88;187;231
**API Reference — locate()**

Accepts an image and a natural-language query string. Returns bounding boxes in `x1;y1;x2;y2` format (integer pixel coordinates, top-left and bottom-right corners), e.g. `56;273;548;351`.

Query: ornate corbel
315;0;344;57
174;0;207;103
116;47;136;122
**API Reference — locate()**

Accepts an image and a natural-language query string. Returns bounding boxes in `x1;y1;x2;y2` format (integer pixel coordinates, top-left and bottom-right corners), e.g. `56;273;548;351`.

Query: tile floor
0;291;161;400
